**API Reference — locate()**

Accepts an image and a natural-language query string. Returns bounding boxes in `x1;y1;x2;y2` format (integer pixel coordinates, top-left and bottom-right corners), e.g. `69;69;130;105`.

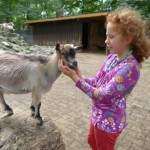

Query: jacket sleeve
76;63;140;102
84;68;103;87
83;54;112;87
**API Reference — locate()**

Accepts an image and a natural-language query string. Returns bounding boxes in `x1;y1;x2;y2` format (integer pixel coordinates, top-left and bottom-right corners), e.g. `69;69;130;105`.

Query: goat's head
56;43;83;69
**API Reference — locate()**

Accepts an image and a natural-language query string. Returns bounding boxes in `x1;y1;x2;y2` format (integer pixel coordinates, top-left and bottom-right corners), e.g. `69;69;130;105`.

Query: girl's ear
126;36;133;45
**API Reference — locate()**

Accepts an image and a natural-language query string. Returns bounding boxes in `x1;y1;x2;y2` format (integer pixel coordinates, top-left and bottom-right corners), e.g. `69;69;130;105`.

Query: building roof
25;11;109;24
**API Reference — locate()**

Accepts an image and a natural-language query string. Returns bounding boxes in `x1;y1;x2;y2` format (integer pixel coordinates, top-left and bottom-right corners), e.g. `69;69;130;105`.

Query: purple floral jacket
76;54;140;133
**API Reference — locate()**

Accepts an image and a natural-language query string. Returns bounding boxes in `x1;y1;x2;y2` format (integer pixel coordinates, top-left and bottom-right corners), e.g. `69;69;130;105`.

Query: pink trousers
87;120;121;150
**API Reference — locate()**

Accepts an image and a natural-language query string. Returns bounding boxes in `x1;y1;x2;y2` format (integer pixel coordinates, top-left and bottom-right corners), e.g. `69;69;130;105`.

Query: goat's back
0;51;51;94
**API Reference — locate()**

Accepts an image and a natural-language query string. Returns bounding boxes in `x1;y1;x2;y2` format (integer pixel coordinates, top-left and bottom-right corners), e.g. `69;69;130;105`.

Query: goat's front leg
31;90;43;125
0;92;13;115
30;105;35;117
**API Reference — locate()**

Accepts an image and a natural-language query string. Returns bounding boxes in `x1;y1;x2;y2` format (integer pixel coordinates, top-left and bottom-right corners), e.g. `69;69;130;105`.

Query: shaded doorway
82;23;88;49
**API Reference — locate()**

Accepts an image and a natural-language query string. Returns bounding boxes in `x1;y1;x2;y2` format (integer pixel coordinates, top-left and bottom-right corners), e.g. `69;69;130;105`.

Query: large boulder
0;109;66;150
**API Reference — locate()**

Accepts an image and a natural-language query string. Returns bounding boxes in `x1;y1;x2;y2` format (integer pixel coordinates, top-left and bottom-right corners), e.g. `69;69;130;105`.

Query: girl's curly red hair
106;7;150;64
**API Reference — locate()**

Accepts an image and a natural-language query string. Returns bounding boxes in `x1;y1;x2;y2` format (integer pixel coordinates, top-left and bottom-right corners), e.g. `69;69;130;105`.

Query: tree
0;0;149;30
105;0;150;19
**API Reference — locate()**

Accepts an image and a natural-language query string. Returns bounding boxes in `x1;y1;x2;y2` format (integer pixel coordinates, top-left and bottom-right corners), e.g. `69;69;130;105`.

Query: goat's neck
47;52;61;82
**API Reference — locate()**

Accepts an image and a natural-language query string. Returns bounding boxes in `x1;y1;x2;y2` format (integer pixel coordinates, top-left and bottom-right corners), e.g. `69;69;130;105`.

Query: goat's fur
0;43;81;125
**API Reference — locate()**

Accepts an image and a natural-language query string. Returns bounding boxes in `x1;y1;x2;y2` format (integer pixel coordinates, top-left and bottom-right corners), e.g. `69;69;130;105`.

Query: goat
0;43;82;125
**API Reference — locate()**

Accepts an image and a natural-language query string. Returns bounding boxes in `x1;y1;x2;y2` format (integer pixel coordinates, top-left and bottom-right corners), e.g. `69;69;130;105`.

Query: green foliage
63;0;108;15
0;0;149;30
106;0;150;18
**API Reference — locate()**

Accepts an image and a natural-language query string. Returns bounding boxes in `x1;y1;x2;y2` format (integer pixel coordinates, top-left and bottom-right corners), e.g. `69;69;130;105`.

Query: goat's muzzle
69;60;78;69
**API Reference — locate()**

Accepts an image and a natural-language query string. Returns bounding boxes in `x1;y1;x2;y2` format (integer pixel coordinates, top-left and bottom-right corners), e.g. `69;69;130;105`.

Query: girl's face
105;22;131;58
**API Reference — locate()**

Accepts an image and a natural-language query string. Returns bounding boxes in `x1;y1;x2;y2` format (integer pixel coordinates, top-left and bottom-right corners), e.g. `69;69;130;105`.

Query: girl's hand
58;59;80;83
75;67;84;80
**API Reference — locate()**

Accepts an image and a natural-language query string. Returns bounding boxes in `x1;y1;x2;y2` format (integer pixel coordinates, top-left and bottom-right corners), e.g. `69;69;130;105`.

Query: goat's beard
62;59;77;69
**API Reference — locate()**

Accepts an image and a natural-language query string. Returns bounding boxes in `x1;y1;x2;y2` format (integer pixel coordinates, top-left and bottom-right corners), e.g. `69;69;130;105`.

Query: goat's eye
61;51;67;57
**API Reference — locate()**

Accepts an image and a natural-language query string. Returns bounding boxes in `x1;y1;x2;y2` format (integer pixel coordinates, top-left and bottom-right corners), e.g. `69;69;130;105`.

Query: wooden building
25;12;108;51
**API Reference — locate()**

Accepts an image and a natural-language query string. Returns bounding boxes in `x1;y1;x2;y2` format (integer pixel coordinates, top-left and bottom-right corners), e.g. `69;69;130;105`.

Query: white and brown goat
0;43;81;125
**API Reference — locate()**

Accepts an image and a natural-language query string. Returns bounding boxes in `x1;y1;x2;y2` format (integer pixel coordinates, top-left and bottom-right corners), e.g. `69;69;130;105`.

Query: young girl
58;7;150;150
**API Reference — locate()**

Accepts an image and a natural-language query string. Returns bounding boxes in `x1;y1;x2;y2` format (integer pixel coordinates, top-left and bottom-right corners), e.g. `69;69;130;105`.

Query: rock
0;23;55;55
1;41;12;48
0;109;66;150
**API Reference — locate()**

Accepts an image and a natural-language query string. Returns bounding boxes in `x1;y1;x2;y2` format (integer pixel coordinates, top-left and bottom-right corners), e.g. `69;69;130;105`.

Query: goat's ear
56;43;60;52
74;45;83;51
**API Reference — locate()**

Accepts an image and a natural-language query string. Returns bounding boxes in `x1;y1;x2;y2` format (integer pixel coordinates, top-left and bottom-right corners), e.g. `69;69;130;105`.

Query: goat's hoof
31;112;35;117
6;108;13;116
35;117;43;126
